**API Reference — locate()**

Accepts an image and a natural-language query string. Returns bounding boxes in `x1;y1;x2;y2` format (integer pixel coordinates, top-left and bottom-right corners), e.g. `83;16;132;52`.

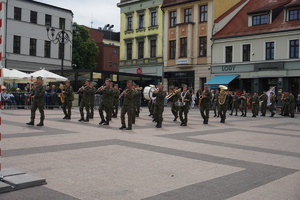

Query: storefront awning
205;74;239;88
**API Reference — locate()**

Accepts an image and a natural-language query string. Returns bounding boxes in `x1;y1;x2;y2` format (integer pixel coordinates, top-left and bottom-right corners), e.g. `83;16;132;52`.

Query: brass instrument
166;88;181;99
198;95;204;108
218;85;228;105
135;87;143;91
58;84;65;103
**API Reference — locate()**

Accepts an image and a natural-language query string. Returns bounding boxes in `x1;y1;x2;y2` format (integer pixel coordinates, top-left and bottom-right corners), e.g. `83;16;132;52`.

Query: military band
26;78;298;128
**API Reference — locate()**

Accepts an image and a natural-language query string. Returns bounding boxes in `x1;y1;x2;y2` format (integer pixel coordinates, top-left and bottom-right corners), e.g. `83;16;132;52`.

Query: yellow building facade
117;0;164;77
162;0;241;91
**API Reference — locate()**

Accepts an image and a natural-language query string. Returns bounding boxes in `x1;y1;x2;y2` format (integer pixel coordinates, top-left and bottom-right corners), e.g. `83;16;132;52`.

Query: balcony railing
120;57;163;66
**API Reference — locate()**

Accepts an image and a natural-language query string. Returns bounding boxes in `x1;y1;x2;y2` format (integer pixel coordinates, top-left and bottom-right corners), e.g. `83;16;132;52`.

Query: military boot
37;121;44;126
26;121;34;125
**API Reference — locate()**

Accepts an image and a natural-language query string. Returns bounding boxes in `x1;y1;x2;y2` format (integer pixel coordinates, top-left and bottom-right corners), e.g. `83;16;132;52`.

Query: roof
25;0;73;15
285;0;300;8
215;0;248;23
162;0;199;8
213;0;300;39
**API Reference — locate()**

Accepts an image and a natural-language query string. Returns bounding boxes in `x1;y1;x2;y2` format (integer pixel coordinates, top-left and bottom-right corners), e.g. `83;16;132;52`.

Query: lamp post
46;24;78;76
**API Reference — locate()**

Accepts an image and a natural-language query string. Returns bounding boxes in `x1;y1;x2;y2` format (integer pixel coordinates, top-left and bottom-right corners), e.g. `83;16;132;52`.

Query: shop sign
212;65;254;74
177;59;189;65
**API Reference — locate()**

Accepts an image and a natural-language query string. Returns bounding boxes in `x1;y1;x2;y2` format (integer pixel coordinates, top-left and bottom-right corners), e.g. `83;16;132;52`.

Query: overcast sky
36;0;121;31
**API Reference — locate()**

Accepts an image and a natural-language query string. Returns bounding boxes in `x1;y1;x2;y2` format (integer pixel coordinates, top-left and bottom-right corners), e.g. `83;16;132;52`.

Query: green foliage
72;23;99;69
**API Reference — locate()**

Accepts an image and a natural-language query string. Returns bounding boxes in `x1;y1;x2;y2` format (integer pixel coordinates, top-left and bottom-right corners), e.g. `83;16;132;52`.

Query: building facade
211;0;300;95
162;0;241;91
86;26;120;72
3;0;73;71
117;0;164;77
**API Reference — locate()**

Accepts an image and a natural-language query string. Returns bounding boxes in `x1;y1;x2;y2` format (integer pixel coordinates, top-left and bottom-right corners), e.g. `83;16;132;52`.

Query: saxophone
58;84;65;103
198;90;206;108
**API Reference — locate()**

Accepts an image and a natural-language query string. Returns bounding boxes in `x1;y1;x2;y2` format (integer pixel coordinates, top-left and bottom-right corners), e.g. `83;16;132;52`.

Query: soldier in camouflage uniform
98;78;114;125
178;84;191;126
26;76;45;126
62;80;74;119
230;91;239;116
171;87;180;121
239;90;248;117
135;85;141;117
283;91;290;116
269;92;276;117
213;90;219;117
131;83;138;124
152;83;166;128
259;91;268;116
251;92;259;117
89;82;96;119
78;79;93;122
112;84;120;118
199;85;212;124
120;80;134;130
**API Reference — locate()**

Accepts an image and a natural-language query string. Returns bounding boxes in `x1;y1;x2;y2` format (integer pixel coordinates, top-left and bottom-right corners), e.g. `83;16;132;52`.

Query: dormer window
252;14;269;25
289;9;300;21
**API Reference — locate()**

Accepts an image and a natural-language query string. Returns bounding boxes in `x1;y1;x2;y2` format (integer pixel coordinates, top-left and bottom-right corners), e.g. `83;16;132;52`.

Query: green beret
127;80;132;83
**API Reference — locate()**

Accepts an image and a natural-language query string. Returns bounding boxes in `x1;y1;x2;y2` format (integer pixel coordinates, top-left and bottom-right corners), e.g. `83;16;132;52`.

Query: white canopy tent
2;68;31;83
29;69;67;83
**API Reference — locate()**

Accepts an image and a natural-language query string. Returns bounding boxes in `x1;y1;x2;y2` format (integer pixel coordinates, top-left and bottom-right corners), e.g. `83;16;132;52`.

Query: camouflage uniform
230;94;239;115
79;86;93;121
132;89;138;124
120;88;134;129
269;95;276;117
29;85;45;124
171;92;180;121
251;95;259;117
89;86;96;119
218;92;228;123
240;94;248;117
179;91;191;126
153;90;166;128
283;93;290;116
135;90;141;117
289;93;295;118
213;93;219;117
112;88;120;117
98;86;114;124
259;93;268;116
62;85;74;119
199;90;212;124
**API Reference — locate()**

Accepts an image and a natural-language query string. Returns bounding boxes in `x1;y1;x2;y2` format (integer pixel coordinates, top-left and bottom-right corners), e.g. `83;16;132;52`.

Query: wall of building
213;0;241;20
5;0;73;71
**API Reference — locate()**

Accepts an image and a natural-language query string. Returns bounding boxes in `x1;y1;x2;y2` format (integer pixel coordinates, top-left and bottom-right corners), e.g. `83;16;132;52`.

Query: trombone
166;88;181;99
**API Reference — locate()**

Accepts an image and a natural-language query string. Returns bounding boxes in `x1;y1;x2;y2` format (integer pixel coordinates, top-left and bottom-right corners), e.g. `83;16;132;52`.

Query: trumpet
166;88;181;99
135;87;143;91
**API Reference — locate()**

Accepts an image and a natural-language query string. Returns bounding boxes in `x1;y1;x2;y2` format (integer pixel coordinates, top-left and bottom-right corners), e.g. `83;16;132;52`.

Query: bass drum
143;86;156;101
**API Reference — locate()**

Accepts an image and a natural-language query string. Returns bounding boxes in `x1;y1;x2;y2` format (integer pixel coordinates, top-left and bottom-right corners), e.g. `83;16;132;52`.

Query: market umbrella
3;69;31;83
29;69;67;83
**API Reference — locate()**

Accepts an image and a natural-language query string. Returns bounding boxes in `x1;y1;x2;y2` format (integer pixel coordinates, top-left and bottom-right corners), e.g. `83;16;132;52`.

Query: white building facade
4;0;73;71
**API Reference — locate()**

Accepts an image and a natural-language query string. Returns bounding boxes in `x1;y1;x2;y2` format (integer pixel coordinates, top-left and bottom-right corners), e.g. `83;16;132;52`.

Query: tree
72;23;99;69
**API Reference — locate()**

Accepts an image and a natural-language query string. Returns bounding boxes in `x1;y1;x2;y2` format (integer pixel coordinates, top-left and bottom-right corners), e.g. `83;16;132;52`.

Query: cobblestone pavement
1;108;299;200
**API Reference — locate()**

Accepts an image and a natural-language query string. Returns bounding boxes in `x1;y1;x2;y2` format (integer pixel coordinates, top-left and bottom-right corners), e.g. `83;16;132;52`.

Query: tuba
218;85;228;105
58;84;65;103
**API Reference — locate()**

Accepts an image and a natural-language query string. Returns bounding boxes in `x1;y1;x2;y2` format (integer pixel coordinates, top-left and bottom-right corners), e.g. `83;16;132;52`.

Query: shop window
225;46;233;63
289;39;299;58
242;44;251;62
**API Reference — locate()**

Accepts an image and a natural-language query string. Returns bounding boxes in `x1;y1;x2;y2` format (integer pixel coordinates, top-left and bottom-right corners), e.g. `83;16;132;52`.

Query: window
30;38;37;56
139;14;145;29
30;11;37;24
44;41;51;58
150;40;156;58
184;8;192;23
199;36;207;57
150;12;157;26
14;7;22;20
225;46;233;63
45;14;52;26
170;11;176;27
252;14;268;25
59;18;65;29
265;42;274;60
13;36;21;54
126;43;132;60
180;38;187;57
200;5;208;22
138;41;144;59
169;40;176;59
289;39;299;58
127;16;133;31
59;43;64;59
242;44;251;61
289;9;300;21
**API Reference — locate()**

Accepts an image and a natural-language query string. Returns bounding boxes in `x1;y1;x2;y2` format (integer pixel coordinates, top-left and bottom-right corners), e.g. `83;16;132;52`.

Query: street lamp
46;24;78;76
